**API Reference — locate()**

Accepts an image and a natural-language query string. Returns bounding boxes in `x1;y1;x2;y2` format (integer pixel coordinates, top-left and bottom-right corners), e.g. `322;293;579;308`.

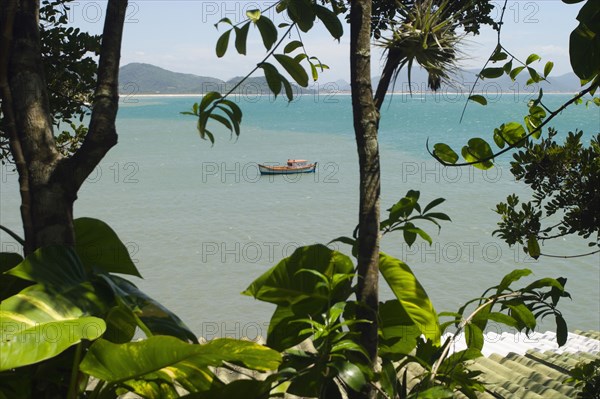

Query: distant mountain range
119;62;582;95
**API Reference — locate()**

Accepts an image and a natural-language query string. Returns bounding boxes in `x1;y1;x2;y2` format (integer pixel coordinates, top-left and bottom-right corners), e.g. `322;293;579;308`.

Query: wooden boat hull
258;163;317;175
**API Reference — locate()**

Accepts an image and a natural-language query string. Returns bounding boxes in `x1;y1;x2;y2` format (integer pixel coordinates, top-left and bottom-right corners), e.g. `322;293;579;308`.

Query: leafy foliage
183;0;341;143
0;218;280;398
494;130;600;258
1;0;101;163
567;359;600;399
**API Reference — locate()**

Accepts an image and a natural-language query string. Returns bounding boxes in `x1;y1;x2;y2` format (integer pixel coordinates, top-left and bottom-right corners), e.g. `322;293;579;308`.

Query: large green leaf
433;143;458;164
378;300;421;359
0;285;105;370
234;22;250;55
0;252;29;300
287;0;316;32
379;253;440;343
461;138;494;170
242;244;353;306
99;274;198;343
265;304;312;351
496;268;532;294
80;336;281;382
259;62;282;97
314;5;343;39
74;217;141;277
215;29;231;58
5;246;86;289
570;22;600;80
274;54;309;87
255;16;278;50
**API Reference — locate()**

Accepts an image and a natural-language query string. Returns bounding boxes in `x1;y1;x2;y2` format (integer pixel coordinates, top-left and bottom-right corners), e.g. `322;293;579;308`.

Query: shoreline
123;91;581;98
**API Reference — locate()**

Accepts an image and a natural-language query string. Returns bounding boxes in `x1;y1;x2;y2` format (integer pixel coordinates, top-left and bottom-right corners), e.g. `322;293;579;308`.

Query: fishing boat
258;159;317;175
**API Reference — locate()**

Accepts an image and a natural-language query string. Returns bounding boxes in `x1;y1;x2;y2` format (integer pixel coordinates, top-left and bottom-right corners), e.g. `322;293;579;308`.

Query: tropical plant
236;192;570;398
0;218;281;398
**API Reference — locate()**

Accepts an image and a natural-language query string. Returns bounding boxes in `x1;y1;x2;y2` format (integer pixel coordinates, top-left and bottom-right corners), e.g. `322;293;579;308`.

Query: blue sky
71;1;582;81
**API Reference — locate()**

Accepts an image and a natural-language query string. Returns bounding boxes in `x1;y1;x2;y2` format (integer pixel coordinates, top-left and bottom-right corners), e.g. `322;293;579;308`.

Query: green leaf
234;23;250;55
544;61;554;77
416;386;454;398
379;253;440;343
526;54;541;65
100;274;199;343
1;317;105;371
274;54;309;87
287;0;316;32
314;5;343;40
569;22;600;80
103;304;137;344
490;45;508;62
555;314;568;346
461;138;494;170
403;222;417;247
378;300;421;357
80;337;281;382
509;66;526;80
199;91;222;113
468;95;487;106
524;277;565;292
0;285;106;371
246;9;261;22
243;244;353;306
283;40;303;54
508;303;536;330
496;268;532;294
465;323;484;350
0;252;27;300
281;77;294;102
527;235;541;259
74;217;141;277
6;246;86;289
259;62;282;97
216;29;231;58
503;59;513;74
332;360;367;392
255;16;278;50
266;305;311;350
479;67;504;79
433;143;459;164
388;194;418;221
423;198;445;214
527;67;542;83
486;312;518;328
499;122;527;146
214;17;232;27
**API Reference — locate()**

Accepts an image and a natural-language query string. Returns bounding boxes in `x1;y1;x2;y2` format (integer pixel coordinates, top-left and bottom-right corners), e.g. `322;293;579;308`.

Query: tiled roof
445;329;600;398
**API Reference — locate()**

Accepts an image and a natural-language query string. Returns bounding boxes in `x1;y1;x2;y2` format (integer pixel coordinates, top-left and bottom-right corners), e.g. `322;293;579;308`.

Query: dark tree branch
70;0;128;189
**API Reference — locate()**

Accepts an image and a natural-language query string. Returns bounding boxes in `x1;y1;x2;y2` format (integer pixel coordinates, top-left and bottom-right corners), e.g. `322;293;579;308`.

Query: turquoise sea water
1;93;598;338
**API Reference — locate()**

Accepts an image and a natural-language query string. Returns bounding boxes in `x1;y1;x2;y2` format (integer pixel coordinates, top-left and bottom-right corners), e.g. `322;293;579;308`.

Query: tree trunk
1;0;128;254
349;0;381;398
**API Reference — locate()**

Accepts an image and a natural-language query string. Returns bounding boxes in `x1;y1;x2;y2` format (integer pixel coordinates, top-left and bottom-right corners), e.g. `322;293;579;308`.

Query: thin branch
427;84;596;167
540;249;600;259
71;0;128;189
205;23;295;115
459;0;508;123
429;292;520;382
